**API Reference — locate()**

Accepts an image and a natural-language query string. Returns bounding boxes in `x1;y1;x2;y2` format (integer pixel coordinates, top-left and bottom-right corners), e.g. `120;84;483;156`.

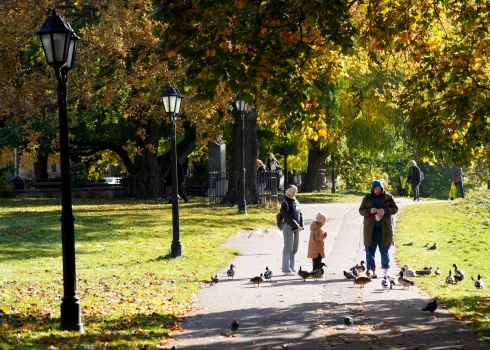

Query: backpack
276;212;284;230
276;201;289;230
420;170;424;181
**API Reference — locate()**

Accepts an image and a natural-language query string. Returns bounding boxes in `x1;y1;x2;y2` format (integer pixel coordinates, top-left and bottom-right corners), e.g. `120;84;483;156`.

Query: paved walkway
168;198;486;349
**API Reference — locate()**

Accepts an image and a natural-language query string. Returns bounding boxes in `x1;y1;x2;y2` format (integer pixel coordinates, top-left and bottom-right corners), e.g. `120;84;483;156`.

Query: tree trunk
158;130;197;196
225;109;259;204
488;164;490;190
34;154;49;180
302;142;329;192
131;119;161;198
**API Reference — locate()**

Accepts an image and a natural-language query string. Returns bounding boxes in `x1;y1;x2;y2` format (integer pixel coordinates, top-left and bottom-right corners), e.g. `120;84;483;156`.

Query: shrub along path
168;199;486;349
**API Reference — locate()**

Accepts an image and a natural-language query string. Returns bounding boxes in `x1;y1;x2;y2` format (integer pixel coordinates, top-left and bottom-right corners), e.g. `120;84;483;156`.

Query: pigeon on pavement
210;275;219;285
344;317;354;326
230;319;239;332
421;299;438;313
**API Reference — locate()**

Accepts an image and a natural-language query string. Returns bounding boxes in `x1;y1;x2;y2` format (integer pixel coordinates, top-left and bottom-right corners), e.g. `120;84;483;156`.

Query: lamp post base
60;297;84;333
171;241;182;257
238;201;247;215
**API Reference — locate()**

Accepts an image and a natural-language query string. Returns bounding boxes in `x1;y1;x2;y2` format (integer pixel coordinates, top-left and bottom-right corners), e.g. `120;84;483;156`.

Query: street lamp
235;93;248;214
280;121;291;189
37;9;83;332
161;83;183;257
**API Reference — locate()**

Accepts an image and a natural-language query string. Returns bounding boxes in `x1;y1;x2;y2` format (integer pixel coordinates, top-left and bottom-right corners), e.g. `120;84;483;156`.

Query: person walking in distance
407;160;421;201
451;164;465;199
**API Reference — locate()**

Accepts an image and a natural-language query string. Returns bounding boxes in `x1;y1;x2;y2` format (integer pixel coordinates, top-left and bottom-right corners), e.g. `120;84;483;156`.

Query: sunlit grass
0;198;276;348
395;190;490;336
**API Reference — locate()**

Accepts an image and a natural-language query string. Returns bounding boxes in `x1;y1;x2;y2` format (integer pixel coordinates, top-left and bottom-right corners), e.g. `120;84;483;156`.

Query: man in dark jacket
407;160;421;201
166;161;189;203
451;165;464;199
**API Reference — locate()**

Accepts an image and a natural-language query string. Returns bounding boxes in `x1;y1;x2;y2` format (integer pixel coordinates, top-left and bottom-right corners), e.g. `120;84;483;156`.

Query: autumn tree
154;0;361;200
356;0;490;170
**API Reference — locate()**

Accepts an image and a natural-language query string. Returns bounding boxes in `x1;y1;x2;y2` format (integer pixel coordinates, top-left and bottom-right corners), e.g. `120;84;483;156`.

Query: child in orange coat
307;212;327;270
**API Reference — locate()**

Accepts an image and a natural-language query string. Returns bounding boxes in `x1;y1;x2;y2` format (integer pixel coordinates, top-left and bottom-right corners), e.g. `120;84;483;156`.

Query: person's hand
377;209;385;215
370;208;377;214
297;227;304;232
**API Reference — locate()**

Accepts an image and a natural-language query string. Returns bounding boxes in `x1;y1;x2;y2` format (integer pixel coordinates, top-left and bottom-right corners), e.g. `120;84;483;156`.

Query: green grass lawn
394;190;490;337
0;198;277;349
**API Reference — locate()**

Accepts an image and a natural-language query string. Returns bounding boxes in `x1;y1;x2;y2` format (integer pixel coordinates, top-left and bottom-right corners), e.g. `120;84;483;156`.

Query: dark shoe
450;198;454;200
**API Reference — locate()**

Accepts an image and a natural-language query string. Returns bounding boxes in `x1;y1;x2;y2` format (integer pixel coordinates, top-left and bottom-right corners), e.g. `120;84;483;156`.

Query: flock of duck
342;260;484;292
210;260;484;292
207;262;330;287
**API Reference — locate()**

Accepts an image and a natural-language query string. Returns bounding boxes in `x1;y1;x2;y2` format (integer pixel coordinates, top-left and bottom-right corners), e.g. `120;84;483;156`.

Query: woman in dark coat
359;180;398;278
280;185;304;275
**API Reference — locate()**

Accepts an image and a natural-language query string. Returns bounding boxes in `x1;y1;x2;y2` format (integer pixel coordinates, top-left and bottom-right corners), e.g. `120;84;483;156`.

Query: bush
70;162;88;188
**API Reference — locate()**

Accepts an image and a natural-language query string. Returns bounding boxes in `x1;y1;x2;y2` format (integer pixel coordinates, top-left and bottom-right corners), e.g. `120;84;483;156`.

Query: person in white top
265;153;281;171
265;153;282;190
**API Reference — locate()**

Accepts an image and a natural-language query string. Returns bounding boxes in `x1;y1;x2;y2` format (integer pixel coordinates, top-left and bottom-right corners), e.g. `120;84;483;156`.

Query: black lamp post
235;93;248;214
280;121;290;189
161;83;183;257
37;9;83;332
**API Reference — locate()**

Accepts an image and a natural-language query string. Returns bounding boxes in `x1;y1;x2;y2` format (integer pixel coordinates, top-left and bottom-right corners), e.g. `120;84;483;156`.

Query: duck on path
263;266;273;281
227;264;236;280
298;266;311;281
249;274;264;287
309;263;327;281
351;261;366;274
354;276;372;288
343;270;356;280
398;271;415;289
402;265;417;277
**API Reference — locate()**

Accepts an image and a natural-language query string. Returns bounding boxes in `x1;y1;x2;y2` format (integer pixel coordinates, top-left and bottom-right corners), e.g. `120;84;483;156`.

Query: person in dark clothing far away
166;161;189;203
407;160;421;201
451;164;465;199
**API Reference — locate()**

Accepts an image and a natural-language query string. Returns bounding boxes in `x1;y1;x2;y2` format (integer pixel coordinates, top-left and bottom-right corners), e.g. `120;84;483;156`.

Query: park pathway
167;199;486;349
